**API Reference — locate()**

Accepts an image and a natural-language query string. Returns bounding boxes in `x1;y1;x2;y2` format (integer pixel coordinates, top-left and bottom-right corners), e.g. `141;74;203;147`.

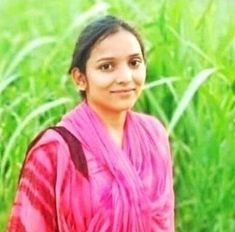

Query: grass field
1;0;235;231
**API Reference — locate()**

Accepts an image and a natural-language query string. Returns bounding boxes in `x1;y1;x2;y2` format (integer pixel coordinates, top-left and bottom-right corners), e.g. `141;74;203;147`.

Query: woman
8;15;175;231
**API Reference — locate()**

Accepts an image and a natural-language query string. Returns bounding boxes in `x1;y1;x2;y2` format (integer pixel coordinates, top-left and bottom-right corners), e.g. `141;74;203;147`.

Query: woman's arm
7;142;59;232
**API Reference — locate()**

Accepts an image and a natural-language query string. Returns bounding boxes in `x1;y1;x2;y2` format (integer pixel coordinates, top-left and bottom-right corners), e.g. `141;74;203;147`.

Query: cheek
135;67;146;85
85;64;112;94
95;78;114;89
86;72;114;89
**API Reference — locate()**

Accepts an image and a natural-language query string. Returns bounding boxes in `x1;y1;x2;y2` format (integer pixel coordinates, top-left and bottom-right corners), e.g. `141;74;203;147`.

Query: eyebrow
96;53;143;63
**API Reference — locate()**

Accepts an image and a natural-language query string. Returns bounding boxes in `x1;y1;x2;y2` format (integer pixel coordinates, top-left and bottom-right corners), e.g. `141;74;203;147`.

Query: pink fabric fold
8;101;174;231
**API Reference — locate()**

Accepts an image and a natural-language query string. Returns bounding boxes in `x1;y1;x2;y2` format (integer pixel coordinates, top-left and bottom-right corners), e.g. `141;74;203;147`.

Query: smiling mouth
110;88;136;93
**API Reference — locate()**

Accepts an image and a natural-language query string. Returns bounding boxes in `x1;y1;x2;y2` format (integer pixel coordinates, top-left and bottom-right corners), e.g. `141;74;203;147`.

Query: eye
99;63;113;72
129;59;142;68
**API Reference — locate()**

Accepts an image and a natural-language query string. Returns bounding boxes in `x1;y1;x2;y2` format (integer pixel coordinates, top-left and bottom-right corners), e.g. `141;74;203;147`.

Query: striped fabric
8;101;175;231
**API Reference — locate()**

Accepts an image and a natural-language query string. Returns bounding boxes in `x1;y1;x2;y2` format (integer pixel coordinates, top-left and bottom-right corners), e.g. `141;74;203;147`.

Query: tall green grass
1;0;234;231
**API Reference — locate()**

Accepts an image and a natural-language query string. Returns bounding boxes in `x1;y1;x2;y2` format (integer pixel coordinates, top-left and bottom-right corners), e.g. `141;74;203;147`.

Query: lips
110;88;136;93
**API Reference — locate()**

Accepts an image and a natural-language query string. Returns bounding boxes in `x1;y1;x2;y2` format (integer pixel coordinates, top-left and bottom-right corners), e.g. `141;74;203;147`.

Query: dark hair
68;15;145;74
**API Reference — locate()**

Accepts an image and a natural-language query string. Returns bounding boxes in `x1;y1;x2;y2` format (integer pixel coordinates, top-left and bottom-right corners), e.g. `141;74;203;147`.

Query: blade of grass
42;2;110;71
195;0;214;30
4;115;58;183
168;67;217;134
2;36;56;79
167;25;216;66
144;76;179;89
0;97;71;179
0;74;18;94
68;2;109;32
144;89;169;125
3;94;29;110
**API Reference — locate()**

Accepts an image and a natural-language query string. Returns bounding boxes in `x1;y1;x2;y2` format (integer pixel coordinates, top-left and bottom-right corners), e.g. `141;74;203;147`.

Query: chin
112;102;135;112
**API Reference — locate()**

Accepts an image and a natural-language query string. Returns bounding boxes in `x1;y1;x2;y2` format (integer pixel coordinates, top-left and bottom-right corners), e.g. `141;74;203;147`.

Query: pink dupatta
8;101;174;231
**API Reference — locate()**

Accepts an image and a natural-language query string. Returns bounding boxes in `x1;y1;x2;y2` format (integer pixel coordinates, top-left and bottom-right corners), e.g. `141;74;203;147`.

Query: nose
116;64;132;84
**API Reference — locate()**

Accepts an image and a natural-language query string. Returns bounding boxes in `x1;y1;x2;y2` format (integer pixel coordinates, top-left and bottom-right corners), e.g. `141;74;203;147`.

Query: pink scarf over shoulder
8;101;174;232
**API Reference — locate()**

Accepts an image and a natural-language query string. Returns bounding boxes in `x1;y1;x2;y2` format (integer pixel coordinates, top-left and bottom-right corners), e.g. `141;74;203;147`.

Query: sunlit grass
1;0;235;230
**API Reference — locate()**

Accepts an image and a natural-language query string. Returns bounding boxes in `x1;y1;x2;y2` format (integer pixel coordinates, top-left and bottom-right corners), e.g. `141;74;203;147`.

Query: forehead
89;29;142;60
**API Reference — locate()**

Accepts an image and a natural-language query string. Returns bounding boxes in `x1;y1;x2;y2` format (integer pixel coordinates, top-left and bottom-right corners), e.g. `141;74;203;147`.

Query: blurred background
0;0;235;231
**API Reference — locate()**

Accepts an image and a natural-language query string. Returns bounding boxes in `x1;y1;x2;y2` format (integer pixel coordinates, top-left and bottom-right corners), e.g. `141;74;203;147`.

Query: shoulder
26;129;61;153
25;128;71;166
130;111;171;163
131;111;169;139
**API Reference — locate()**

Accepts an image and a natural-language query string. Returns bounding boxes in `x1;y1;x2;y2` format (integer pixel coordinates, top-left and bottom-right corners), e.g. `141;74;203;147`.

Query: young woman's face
84;29;146;114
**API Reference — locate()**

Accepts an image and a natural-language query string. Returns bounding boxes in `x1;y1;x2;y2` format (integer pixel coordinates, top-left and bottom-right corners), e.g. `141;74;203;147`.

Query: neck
89;103;127;130
86;101;128;147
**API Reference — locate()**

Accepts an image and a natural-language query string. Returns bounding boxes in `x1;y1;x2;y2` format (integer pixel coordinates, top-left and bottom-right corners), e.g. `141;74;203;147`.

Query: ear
71;67;87;91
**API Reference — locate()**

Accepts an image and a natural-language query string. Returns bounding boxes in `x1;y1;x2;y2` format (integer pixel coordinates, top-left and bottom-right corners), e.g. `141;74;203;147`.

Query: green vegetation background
1;0;235;231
